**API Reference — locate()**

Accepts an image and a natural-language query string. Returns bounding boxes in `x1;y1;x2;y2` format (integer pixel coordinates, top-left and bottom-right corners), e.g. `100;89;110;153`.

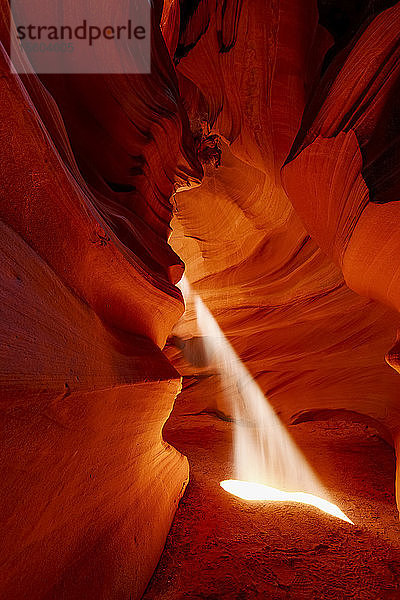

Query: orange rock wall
167;0;400;505
1;0;400;597
0;1;194;598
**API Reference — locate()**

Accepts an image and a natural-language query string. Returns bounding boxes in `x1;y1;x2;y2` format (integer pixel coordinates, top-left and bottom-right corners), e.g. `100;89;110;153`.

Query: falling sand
179;276;353;524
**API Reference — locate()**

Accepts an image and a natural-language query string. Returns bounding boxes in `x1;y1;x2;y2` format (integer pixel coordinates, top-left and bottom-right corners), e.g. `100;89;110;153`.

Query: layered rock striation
1;0;400;598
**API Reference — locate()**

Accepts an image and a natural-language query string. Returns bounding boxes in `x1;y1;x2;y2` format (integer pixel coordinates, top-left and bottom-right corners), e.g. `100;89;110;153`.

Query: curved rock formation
0;218;187;599
166;0;400;512
0;1;195;597
1;0;400;598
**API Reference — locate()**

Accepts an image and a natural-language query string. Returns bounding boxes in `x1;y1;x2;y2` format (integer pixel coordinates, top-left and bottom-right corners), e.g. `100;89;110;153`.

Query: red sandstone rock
1;0;400;597
168;0;400;512
0;2;195;597
0;219;188;600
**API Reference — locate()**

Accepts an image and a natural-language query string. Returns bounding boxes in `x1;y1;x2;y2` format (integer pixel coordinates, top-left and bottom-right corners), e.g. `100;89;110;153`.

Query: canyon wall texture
166;0;400;510
1;0;400;598
0;1;194;598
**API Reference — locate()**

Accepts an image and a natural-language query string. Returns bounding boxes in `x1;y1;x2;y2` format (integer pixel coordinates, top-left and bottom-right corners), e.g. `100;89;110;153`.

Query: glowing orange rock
0;2;194;597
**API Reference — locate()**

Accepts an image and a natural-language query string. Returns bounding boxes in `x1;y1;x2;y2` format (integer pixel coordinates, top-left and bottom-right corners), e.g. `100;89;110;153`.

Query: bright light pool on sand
220;480;353;524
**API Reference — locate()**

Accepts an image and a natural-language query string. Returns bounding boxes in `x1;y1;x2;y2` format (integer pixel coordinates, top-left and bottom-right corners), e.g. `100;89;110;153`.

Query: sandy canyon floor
143;391;400;600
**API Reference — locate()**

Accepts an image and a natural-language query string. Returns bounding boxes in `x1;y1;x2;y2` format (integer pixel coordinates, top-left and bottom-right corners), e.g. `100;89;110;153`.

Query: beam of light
220;480;353;523
177;276;353;525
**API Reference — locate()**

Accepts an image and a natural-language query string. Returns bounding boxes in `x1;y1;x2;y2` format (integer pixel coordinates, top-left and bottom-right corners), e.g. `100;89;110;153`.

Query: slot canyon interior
2;0;400;598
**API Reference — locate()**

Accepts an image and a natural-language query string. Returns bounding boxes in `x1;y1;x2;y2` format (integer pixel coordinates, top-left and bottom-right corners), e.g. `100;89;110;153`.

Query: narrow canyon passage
144;394;400;600
2;0;400;598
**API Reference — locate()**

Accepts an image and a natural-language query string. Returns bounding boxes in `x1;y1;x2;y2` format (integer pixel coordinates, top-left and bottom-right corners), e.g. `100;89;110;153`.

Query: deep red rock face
168;0;400;433
0;0;194;597
1;0;400;598
143;403;400;600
